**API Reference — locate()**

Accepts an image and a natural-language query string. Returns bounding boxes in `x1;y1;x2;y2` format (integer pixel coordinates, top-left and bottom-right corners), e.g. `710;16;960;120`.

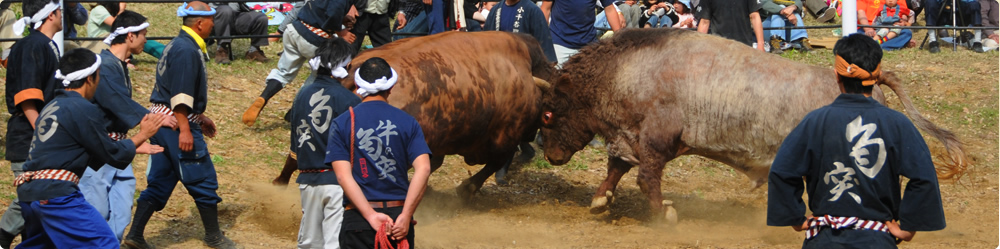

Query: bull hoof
271;177;289;187
589;191;614;214
457;179;478;200
662;200;678;225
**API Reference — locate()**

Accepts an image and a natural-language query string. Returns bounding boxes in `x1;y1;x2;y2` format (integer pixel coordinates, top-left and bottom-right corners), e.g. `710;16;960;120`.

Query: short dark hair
315;38;355;76
357;57;394;96
58;49;100;89
833;34;882;94
100;2;121;17
109;10;147;45
22;0;59;25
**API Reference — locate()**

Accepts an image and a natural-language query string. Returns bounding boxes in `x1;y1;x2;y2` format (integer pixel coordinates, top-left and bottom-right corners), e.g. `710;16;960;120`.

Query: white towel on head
354;67;398;97
54;54;102;87
308;56;353;79
12;2;60;36
103;22;150;45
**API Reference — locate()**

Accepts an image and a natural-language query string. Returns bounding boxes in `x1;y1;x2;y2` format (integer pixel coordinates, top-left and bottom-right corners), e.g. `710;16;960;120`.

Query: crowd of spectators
0;0;996;69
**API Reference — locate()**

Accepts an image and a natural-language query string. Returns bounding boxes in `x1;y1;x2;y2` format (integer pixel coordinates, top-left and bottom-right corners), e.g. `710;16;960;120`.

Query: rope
350;107;356;176
375;221;409;249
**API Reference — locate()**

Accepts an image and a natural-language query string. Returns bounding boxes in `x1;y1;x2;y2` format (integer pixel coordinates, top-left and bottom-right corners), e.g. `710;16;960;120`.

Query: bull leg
496;142;537;185
271;155;296;187
457;152;515;200
636;160;674;223
590;157;634;214
430;155;445;173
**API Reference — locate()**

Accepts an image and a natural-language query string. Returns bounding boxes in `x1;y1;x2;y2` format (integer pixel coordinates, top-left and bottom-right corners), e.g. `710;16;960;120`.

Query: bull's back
345;32;544;161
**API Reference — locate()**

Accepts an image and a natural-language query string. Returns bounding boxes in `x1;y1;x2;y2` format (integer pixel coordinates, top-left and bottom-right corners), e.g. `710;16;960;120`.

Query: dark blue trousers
802;228;897;249
137;125;221;211
17;191;118;249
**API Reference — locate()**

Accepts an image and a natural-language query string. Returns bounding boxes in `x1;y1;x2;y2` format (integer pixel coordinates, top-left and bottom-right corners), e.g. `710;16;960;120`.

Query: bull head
539;74;595;165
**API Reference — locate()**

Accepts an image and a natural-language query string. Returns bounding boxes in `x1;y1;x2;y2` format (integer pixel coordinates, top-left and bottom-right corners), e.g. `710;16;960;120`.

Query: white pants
298;184;345;249
553;43;579;68
266;24;320;87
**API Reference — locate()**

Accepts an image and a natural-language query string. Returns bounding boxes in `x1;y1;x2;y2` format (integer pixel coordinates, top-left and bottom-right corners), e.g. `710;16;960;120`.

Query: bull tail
879;71;968;180
512;33;556;81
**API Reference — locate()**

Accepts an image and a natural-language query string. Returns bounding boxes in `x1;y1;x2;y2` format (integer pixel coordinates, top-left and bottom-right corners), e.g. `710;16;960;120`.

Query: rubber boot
241;79;284;126
123;201;157;249
198;204;238;249
0;229;15;249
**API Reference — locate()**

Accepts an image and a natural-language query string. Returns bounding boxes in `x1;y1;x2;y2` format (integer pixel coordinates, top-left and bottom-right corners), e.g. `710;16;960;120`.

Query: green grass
530;157;553;169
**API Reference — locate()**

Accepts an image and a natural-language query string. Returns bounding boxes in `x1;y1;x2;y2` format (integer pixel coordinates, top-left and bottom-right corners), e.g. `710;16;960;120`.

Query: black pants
340;206;415;249
213;5;270;48
924;0;982;26
350;11;393;52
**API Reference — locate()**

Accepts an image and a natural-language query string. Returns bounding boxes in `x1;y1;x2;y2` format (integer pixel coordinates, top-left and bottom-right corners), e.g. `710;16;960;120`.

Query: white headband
12;2;60;36
354;67;398;97
55;54;102;87
103;22;150;45
308;56;353;79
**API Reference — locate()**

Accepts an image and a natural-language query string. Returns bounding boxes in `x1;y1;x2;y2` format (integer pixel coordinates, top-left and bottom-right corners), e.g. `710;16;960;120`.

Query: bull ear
554;73;573;91
533;77;551;91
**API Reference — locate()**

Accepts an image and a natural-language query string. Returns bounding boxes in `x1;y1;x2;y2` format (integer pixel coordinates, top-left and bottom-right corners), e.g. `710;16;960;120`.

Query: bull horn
533;76;551;90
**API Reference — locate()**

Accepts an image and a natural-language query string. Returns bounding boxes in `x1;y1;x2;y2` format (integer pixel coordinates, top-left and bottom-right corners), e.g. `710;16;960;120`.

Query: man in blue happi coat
79;10;178;242
16;48;166;249
124;2;236;249
767;34;946;248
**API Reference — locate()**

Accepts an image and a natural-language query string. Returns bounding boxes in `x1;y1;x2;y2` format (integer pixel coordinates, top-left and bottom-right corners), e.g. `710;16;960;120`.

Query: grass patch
530;157;553;169
975;107;998;127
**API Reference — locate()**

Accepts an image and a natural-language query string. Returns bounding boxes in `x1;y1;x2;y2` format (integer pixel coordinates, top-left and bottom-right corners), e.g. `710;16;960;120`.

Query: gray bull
538;28;966;220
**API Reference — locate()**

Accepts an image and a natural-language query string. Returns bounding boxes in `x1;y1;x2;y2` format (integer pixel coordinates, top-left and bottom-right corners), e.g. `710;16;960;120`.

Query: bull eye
542;112;553;125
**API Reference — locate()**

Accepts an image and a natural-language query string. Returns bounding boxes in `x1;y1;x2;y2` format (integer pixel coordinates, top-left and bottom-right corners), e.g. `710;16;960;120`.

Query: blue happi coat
767;94;946;243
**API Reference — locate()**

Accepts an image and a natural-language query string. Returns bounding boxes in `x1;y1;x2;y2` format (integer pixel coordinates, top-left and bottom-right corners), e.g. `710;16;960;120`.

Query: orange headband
834;55;881;86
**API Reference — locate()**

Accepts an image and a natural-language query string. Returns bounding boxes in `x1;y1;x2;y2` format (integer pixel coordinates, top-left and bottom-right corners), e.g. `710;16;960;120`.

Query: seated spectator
472;1;495;29
0;2;20;67
803;0;837;22
639;0;673;28
979;0;998;51
428;0;446;35
760;0;811;53
696;0;766;51
210;2;271;64
873;0;910;44
857;0;912;50
62;2;89;50
87;2;120;39
394;0;429;40
87;2;165;62
619;0;642;28
923;0;983;53
672;0;696;29
596;4;627;33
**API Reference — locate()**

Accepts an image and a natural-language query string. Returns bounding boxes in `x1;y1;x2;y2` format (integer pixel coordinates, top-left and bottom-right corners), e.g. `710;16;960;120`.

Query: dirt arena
0;3;997;248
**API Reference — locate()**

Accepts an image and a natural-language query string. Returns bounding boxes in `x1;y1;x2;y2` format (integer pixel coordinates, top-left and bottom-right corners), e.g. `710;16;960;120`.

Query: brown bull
538;28;967;220
341;31;555;197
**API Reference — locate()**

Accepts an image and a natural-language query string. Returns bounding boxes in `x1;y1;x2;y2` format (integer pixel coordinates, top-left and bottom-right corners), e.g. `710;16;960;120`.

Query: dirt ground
0;3;997;248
